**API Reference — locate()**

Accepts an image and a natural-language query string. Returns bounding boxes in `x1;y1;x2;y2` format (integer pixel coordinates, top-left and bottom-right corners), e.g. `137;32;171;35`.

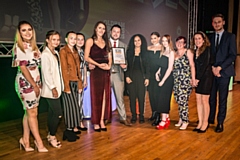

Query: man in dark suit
208;14;237;133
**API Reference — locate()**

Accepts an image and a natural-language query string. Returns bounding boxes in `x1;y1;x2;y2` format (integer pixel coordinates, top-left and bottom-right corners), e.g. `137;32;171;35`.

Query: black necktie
216;34;219;51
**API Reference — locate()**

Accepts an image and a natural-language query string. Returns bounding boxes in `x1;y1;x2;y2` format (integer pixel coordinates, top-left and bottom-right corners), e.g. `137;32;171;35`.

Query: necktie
113;41;116;48
216;34;219;51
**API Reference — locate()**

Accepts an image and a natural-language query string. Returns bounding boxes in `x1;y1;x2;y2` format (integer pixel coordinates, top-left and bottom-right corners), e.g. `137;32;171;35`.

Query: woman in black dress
147;32;162;125
190;31;213;133
155;35;174;130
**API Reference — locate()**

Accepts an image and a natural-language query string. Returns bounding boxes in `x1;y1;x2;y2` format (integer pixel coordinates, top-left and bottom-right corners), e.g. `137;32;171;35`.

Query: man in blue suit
208;14;237;133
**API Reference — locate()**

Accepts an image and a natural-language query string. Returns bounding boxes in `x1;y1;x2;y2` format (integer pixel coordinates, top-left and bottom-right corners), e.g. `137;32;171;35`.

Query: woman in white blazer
41;30;64;148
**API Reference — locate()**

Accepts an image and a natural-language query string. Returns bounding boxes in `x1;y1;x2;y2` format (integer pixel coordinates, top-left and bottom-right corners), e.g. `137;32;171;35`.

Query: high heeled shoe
197;124;209;133
192;128;200;132
166;118;170;128
179;122;189;130
77;126;88;131
47;135;61;148
175;119;182;127
19;138;34;152
156;121;169;130
34;140;48;152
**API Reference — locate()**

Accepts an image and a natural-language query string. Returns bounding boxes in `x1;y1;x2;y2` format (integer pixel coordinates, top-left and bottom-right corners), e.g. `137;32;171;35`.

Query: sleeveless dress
156;55;173;113
173;52;192;122
90;43;111;124
12;43;41;110
148;50;161;113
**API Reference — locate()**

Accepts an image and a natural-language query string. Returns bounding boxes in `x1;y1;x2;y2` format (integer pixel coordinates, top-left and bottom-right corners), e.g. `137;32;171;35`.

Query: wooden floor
1;84;240;160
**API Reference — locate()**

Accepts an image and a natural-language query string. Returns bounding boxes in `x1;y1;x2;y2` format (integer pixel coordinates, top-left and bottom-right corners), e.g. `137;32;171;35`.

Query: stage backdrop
0;0;188;122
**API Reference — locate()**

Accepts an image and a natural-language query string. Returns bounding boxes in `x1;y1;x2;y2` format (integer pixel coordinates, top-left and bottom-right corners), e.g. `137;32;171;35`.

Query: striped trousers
62;81;82;128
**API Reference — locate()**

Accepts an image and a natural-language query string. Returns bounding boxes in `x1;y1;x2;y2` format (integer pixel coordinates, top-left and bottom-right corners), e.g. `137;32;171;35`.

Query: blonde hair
14;21;38;53
161;34;174;56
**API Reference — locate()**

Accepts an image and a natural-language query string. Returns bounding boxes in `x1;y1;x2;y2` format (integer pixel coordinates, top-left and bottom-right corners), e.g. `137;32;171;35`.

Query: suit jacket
209;31;237;78
41;47;64;98
111;40;127;81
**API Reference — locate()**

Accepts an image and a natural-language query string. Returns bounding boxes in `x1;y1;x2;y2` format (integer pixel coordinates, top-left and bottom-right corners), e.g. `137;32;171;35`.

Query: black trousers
148;78;159;113
46;98;63;136
127;71;146;119
209;76;230;124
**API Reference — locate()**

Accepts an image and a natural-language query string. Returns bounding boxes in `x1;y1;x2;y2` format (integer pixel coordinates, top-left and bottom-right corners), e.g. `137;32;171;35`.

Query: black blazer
195;47;213;80
125;52;150;80
209;31;237;78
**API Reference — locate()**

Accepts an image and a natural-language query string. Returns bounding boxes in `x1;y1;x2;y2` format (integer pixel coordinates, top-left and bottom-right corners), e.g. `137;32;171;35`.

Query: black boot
152;113;160;126
148;111;157;121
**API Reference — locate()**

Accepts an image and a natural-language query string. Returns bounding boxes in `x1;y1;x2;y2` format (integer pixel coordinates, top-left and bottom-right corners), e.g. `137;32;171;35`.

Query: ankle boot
152;113;160;126
148;111;157;121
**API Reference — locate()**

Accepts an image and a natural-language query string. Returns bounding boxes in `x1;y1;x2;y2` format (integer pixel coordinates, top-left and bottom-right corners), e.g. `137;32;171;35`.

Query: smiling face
134;36;142;48
194;34;204;48
162;36;169;48
76;34;85;48
65;33;77;47
47;34;60;49
19;24;33;42
110;27;121;40
95;23;106;37
150;34;160;45
175;38;186;50
212;17;225;32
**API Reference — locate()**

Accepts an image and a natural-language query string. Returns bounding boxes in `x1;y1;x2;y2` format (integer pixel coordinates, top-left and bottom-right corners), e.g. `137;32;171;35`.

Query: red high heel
166;118;170;128
156;121;168;130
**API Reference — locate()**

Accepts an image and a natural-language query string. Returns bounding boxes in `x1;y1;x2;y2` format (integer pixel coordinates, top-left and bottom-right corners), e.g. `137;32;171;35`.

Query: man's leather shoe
120;120;132;126
215;123;223;133
104;120;111;125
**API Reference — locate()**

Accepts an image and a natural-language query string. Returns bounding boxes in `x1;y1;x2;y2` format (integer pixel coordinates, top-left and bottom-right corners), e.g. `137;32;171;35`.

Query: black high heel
77;126;88;131
152;113;160;126
192;128;200;132
148;111;157;121
197;124;209;133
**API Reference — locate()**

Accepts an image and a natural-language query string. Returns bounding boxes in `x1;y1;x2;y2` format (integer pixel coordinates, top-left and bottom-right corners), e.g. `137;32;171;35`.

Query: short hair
175;36;187;44
110;24;121;31
150;32;160;37
65;31;76;38
212;13;225;21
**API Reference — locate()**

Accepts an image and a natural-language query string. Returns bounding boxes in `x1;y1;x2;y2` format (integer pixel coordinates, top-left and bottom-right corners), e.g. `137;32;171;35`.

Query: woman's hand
98;63;110;70
158;80;165;87
78;89;82;93
33;86;40;97
194;79;199;87
126;77;132;84
52;88;58;98
144;79;149;86
83;80;87;88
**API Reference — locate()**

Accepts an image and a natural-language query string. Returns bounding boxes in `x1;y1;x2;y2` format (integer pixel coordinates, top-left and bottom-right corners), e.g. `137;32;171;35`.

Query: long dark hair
91;21;110;52
190;31;211;55
127;34;147;58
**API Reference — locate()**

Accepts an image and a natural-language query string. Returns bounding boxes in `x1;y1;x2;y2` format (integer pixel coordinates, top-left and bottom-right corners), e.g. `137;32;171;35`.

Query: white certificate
112;47;126;64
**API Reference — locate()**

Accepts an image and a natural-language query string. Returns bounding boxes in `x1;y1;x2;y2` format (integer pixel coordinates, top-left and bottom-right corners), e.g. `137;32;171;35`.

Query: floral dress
173;52;192;122
12;43;41;110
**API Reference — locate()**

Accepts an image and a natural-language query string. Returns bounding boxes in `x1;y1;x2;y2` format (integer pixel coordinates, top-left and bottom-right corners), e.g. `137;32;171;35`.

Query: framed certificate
112;47;126;64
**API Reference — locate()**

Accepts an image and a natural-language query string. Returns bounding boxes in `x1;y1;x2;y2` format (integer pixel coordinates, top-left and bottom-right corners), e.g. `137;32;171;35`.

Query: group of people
146;13;236;134
12;13;236;152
